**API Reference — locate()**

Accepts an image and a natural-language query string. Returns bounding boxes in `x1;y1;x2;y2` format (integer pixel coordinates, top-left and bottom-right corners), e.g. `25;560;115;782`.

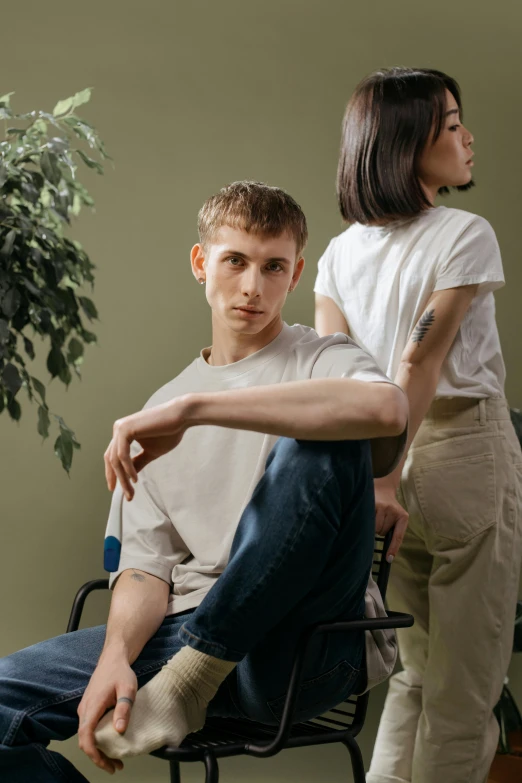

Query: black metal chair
67;532;413;783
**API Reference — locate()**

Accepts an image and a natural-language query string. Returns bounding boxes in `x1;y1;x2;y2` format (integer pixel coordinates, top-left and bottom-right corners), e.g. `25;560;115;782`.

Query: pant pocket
413;452;496;543
266;659;360;723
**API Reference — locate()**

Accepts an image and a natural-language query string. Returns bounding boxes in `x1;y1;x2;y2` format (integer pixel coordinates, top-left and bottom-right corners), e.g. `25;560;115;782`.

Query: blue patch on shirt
104;536;122;572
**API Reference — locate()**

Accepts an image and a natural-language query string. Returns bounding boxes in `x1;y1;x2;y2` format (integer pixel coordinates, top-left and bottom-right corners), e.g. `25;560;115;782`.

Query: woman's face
418;88;474;203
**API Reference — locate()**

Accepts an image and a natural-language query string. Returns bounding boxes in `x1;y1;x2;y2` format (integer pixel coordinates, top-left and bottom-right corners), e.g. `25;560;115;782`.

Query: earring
198;278;205;285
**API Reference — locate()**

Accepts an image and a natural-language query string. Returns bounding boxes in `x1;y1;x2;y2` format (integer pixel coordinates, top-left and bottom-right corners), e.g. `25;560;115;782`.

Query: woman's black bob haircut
337;67;473;225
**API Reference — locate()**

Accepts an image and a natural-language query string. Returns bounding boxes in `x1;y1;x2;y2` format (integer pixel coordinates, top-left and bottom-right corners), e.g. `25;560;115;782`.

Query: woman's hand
104;397;192;500
374;478;409;562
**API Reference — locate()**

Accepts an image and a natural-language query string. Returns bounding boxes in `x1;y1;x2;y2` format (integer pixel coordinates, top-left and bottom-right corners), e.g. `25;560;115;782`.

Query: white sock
94;646;236;758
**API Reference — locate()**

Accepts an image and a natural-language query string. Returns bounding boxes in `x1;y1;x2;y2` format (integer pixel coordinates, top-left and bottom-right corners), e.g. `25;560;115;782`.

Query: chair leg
203;751;219;783
169;759;181;783
343;735;366;783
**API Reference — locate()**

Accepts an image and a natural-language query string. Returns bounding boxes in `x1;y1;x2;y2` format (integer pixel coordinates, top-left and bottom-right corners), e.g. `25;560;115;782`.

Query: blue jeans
0;437;375;782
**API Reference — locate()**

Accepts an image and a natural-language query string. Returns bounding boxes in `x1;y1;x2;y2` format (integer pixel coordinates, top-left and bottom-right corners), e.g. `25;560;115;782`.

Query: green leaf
7;395;21;421
46;346;67;378
58;363;72;386
31;118;47;136
46;137;69;155
23;336;35;360
40;151;61;186
76;149;103;174
0;319;10;343
0;393;4;414
52;97;74;117
54;431;73;473
67;337;84;364
39;112;61;128
79;296;98;320
0;229;17;258
0;92;15;106
53;88;92;118
37;404;50;439
1;287;21;318
2;362;22;396
80;328;97;344
31;375;47;406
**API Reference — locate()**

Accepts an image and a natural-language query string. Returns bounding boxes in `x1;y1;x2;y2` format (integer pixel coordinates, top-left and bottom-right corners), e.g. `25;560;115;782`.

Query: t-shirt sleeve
311;339;392;385
104;464;187;589
311;339;408;478
434;215;505;294
313;239;345;312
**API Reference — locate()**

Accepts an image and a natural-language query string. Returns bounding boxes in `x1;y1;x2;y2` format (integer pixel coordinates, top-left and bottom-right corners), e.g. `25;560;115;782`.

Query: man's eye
448;124;460;132
267;263;282;272
228;257;242;265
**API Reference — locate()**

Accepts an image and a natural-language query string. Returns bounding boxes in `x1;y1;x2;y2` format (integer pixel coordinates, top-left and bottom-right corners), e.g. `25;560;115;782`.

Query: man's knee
265;437;371;496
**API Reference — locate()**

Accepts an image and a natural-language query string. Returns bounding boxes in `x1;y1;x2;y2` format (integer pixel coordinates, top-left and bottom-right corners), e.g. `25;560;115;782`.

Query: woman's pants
0;437;375;782
367;397;522;783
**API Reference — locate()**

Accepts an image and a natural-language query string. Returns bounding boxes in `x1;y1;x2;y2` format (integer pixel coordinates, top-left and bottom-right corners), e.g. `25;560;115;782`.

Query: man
0;181;408;781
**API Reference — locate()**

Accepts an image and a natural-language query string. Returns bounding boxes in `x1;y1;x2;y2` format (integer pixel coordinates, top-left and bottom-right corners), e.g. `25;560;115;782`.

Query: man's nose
241;269;262;298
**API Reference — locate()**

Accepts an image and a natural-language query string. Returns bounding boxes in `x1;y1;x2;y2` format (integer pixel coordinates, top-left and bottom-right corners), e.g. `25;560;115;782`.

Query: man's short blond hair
198;181;308;256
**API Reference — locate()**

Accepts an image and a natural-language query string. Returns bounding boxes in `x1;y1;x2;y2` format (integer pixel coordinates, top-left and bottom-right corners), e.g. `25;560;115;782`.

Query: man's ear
289;256;305;292
190;244;206;283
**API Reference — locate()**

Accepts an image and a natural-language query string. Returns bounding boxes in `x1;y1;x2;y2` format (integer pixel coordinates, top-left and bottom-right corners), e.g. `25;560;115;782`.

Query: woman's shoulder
428;206;495;238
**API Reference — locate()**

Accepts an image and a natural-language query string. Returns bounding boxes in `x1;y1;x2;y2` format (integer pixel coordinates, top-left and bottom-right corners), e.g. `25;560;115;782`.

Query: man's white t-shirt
314;206;506;398
105;323;404;690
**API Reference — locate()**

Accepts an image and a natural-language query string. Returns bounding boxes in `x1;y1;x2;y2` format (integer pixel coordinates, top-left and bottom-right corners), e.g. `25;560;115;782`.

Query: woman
314;67;522;783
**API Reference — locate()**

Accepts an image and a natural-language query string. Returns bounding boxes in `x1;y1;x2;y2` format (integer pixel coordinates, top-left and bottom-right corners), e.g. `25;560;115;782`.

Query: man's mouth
234;306;264;317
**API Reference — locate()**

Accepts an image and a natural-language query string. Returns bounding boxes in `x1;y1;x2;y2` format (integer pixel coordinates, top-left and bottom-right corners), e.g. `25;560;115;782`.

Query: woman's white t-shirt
314;206;506;399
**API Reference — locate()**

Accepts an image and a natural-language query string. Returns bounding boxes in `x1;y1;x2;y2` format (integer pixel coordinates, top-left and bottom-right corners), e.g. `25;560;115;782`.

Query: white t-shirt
314;206;506;398
105;323;402;690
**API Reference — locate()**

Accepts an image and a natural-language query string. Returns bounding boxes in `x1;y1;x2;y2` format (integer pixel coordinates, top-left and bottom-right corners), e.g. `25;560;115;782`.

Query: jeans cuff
178;624;245;662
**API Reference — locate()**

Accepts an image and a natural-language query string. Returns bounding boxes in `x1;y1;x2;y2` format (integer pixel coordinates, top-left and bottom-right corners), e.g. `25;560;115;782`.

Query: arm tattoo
131;569;145;582
412;309;435;345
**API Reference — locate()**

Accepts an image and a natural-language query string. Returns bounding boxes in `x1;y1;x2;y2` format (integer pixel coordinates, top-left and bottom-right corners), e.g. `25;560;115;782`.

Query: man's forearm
185;378;407;441
102;569;170;664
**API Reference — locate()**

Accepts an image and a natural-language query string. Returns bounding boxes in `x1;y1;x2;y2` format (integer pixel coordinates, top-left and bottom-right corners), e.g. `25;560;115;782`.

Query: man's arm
188;377;407;440
77;569;170;773
105;376;408;500
103;568;170;662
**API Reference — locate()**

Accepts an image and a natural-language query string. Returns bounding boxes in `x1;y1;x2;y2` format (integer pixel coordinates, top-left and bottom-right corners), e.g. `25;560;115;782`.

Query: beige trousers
367;397;522;783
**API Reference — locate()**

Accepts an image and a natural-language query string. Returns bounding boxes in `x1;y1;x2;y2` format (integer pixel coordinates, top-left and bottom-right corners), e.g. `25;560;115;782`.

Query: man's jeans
0;437;375;782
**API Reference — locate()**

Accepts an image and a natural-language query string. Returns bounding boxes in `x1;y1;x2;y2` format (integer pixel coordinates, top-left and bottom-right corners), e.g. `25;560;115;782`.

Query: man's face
192;226;305;337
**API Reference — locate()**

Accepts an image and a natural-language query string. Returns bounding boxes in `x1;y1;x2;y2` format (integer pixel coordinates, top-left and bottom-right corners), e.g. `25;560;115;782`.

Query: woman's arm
383;283;479;488
375;283;478;558
315;293;350;336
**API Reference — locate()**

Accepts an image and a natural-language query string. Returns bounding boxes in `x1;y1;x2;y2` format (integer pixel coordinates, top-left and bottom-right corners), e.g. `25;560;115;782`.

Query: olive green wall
1;1;521;780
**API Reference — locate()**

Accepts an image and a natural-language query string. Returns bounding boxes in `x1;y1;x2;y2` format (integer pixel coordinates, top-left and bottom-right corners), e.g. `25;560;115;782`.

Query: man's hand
105;397;191;500
374;478;409;562
78;650;137;774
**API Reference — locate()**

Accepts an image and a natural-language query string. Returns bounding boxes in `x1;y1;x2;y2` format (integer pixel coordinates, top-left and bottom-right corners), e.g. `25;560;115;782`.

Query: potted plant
0;88;108;471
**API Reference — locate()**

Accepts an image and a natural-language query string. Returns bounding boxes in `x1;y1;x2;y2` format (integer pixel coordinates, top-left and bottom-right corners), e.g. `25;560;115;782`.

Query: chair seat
152;698;360;762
